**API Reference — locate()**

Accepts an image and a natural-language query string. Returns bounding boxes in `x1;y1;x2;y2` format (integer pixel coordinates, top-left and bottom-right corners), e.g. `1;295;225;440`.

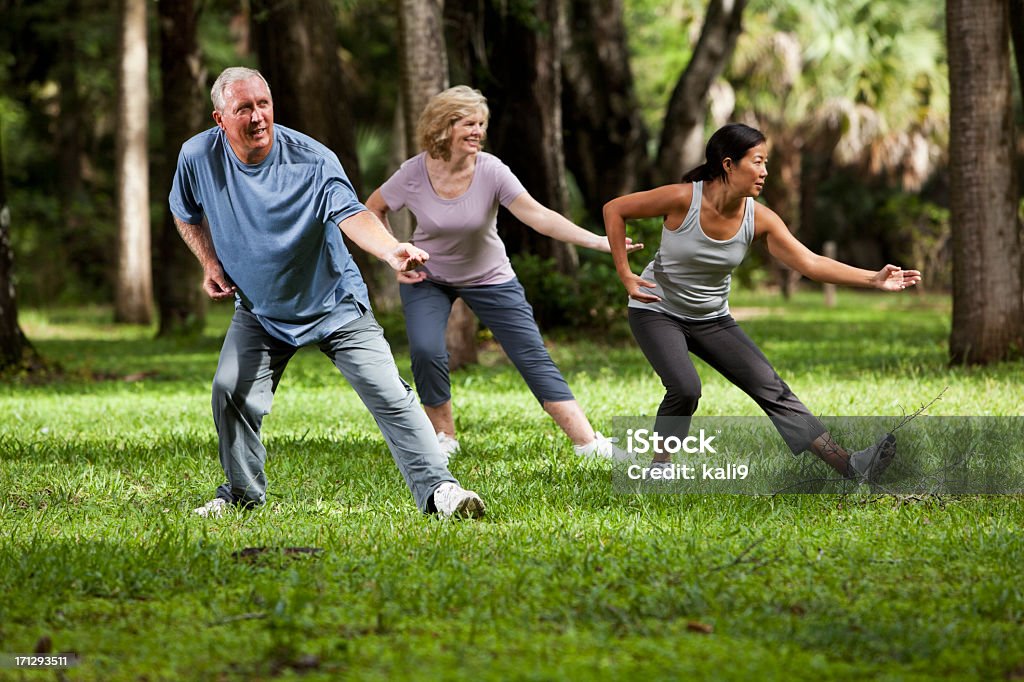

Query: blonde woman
367;86;640;461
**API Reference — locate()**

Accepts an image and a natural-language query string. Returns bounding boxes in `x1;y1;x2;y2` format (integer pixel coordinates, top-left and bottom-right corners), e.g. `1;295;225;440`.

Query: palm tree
726;0;949;293
947;0;1023;364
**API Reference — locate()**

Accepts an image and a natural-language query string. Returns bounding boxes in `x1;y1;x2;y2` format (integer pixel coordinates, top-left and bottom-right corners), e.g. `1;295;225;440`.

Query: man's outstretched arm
338;210;429;273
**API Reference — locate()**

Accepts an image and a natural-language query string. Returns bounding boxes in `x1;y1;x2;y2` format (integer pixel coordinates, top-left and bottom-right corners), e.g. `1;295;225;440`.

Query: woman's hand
396;269;427;284
620;271;661;303
873;264;922;292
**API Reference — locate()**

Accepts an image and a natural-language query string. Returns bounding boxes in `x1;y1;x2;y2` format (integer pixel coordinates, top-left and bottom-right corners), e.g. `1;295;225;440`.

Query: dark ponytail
681;163;712;183
680;123;767;183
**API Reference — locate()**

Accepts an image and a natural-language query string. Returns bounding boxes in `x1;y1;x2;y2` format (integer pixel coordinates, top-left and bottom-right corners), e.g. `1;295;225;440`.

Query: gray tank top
627;181;755;320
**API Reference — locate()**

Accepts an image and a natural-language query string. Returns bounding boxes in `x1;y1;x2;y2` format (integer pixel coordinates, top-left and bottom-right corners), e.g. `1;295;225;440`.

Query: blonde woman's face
449;111;487;156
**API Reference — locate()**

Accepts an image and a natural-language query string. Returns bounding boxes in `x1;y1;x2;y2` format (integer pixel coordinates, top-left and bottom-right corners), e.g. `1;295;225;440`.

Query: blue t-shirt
169;124;370;345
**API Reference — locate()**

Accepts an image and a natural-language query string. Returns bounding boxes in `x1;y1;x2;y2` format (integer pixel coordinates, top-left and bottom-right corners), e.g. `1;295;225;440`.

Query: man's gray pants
210;307;455;512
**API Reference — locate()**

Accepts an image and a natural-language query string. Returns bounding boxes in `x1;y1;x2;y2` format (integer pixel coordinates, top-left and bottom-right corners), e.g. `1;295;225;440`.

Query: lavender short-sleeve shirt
379;151;527;286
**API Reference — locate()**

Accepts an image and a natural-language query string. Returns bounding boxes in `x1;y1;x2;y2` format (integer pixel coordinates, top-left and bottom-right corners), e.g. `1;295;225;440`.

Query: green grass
1;291;1022;680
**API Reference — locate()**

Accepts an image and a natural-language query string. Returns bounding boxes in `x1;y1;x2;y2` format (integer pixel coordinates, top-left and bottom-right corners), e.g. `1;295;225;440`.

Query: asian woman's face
726;142;768;196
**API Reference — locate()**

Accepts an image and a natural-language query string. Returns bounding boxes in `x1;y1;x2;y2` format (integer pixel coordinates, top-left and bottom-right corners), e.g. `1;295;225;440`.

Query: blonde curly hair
416;85;489;161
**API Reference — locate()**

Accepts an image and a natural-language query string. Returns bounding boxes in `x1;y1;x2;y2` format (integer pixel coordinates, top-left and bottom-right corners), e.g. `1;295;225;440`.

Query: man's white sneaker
437;432;461;461
194;497;228;518
433;481;485;519
849;433;897;483
573;432;626;460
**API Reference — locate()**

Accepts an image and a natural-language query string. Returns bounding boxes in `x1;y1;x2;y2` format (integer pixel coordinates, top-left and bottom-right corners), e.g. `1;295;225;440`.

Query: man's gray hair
210;67;271;112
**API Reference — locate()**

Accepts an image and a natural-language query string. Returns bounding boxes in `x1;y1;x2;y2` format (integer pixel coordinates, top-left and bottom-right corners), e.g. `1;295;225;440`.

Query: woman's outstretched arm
757;204;922;290
507;192;643;254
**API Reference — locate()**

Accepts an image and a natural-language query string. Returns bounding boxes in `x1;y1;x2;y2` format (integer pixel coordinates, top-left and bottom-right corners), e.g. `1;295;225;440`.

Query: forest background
0;0;1022;368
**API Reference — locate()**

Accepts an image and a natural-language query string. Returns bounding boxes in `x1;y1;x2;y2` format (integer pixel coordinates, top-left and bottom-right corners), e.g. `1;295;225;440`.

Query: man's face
213;76;274;164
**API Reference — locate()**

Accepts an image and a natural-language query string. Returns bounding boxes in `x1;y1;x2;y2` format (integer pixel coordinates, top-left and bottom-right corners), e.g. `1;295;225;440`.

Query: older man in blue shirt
169;67;484;518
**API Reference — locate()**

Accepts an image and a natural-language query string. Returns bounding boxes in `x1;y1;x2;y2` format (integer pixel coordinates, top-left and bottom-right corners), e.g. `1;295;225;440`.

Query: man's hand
384;243;429;273
203;263;237;301
174;217;235;300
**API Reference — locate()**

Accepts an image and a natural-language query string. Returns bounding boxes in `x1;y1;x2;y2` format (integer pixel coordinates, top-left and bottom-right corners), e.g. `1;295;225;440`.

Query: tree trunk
655;0;748;186
947;0;1024;364
374;96;409;310
252;0;361;189
759;130;802;298
0;126;37;370
399;0;449;150
1012;0;1024;294
1010;0;1024;100
114;0;153;324
56;0;85;291
561;0;651;223
398;0;478;369
444;0;579;328
482;0;577;277
155;0;207;337
443;0;487;86
761;122;842;298
250;0;386;304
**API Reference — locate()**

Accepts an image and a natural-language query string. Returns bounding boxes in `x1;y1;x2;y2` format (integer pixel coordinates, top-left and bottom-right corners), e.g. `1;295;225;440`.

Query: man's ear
212;110;223;129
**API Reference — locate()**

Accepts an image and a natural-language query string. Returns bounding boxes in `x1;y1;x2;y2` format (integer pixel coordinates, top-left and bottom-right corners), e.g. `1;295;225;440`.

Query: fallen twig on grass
889;386;949;434
705;538;777;575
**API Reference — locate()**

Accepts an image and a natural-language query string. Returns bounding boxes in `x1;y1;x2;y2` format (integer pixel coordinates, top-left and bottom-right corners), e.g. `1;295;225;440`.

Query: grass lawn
1;289;1022;680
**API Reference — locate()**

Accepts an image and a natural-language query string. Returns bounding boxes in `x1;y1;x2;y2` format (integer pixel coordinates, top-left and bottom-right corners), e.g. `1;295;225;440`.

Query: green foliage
736;0;948;130
512;252;626;333
497;0;549;32
876;193;951;290
624;0;706;139
1;295;1023;678
810;167;951;282
336;0;401;134
0;0;122;303
8;188;116;306
355;125;391;198
197;1;260;76
512;217;664;332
